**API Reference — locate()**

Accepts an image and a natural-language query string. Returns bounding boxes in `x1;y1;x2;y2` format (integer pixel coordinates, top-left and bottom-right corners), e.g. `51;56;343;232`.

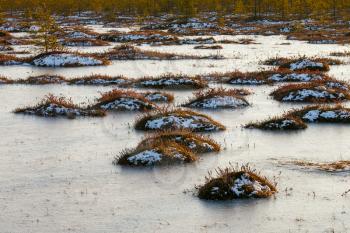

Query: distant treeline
1;0;350;20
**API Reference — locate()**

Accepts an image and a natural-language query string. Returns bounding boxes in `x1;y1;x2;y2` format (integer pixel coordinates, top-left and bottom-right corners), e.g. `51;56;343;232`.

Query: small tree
33;7;62;53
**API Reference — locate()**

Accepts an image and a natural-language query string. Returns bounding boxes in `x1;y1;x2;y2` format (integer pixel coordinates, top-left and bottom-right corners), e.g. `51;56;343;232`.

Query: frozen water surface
0;28;350;233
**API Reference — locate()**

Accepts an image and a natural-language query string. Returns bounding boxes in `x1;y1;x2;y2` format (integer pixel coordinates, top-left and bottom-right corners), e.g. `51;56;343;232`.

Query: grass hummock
129;74;208;89
245;116;307;130
94;89;157;111
30;51;110;67
17;75;67;85
14;94;106;118
142;91;175;103
194;45;223;50
182;87;250;109
197;164;277;200
0;76;14;84
62;38;110;47
270;81;350;103
289;105;350;123
263;56;342;72
280;160;350;172
99;30;177;44
114;141;197;166
138;130;221;153
135;108;226;132
98;44;222;60
68;74;129;86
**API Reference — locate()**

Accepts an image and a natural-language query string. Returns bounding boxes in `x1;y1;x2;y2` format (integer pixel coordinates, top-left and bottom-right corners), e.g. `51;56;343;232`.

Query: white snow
302;110;321;122
268;73;323;82
282;89;344;101
231;173;271;197
144;115;218;131
127;150;162;166
189;96;248;109
265;119;298;129
230;79;265;85
289;59;324;71
100;98;152;111
32;53;104;67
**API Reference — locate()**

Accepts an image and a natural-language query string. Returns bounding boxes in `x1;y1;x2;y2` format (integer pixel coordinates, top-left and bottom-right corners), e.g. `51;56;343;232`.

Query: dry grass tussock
138;129;221;153
197;164;277;200
115;140;198;166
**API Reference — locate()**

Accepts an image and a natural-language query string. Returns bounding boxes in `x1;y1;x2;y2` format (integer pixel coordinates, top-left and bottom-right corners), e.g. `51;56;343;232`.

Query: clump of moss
135;108;226;132
115;141;197;166
14;94;106;118
197;164;277;200
245;116;307;130
18;75;67;85
94;89;157;111
139;130;221;153
68;74;128;86
130;74;208;89
182;87;250;109
270;81;350;103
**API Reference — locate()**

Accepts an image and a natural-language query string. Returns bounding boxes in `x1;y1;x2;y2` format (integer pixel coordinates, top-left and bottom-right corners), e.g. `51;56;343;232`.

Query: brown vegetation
134;108;226;132
197;164;277;200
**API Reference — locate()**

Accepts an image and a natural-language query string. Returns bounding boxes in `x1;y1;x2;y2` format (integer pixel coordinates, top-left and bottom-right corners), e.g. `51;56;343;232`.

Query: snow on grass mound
225;71;272;85
270;81;350;103
94;89;157;111
135;108;226;132
31;52;110;67
99;30;177;44
99;44;223;60
197;164;277;200
130;74;208;89
139;130;221;154
62;38;109;47
263;56;343;72
68;74;128;86
194;45;223;50
14;94;105;118
0;76;13;84
290;105;350;123
268;71;324;82
115;141;197;166
245;116;307;130
183;88;250;109
18;75;67;85
214;69;326;85
143;91;174;103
